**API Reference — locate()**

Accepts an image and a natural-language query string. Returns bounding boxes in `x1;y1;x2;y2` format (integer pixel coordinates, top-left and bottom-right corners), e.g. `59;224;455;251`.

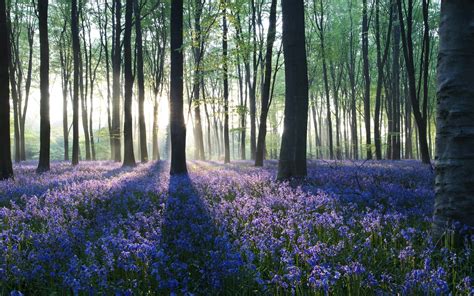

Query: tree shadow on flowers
158;173;253;294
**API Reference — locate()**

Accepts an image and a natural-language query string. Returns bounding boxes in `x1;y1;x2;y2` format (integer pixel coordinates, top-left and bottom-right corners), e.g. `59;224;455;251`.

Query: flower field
0;161;472;295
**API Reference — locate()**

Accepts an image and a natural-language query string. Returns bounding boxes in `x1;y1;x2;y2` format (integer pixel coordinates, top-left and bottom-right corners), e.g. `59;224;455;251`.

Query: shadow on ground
159;173;255;294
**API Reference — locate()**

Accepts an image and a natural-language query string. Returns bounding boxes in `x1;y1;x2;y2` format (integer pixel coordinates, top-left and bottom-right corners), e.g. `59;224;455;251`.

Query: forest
0;0;473;294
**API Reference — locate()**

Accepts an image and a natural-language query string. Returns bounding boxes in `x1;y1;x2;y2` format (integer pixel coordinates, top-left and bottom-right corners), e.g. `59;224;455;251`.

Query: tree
249;0;258;160
21;10;35;161
134;0;148;163
59;18;71;161
7;8;21;163
347;0;358;160
397;0;431;164
122;0;136;167
0;0;13;180
169;0;187;174
433;0;474;243
190;0;205;160
80;9;92;161
36;0;50;174
362;0;372;160
277;0;309;180
111;0;122;162
314;0;334;160
148;2;167;161
71;0;80;166
390;0;401;160
374;0;392;160
255;0;277;167
222;0;230;164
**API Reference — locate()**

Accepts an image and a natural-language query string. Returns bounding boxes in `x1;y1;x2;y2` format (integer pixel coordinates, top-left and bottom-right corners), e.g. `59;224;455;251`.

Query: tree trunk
222;0;230;164
190;0;205;160
20;27;33;161
329;63;342;160
19;22;35;161
249;0;258;160
255;0;277;167
374;0;392;160
170;0;187;174
397;0;430;164
112;0;122;162
134;0;148;162
36;0;50;174
0;0;13;180
59;24;69;161
71;0;80;166
391;0;401;160
277;0;309;180
348;0;358;160
152;94;160;161
122;0;136;167
404;75;412;159
433;0;474;243
80;12;91;161
7;12;20;164
362;0;372;160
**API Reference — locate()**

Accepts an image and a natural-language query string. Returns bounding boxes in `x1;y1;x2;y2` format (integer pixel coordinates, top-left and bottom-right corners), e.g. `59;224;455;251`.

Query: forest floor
0;160;472;295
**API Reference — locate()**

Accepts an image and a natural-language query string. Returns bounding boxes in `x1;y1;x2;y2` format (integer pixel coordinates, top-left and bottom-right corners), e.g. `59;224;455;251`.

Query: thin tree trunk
255;0;277;167
152;93;160;161
348;0;358;160
134;0;148;162
80;11;91;161
191;0;205;160
374;0;392;160
222;0;230;164
362;0;372;160
397;0;430;164
20;27;33;161
391;0;401;160
249;0;258;160
60;22;70;161
112;0;122;162
122;0;136;167
71;0;80;166
37;0;50;173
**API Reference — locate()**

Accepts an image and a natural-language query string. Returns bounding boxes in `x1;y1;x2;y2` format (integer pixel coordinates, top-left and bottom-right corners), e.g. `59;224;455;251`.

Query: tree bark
80;11;91;161
59;22;70;161
433;0;474;243
7;12;20;164
277;0;309;180
112;0;122;162
0;0;13;180
134;0;148;162
362;0;372;160
255;0;277;167
249;0;258;160
122;0;136;167
20;26;34;161
222;0;230;164
170;0;187;174
397;0;430;164
190;0;205;160
374;0;392;160
391;0;401;160
36;0;50;174
71;0;80;166
348;0;358;160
